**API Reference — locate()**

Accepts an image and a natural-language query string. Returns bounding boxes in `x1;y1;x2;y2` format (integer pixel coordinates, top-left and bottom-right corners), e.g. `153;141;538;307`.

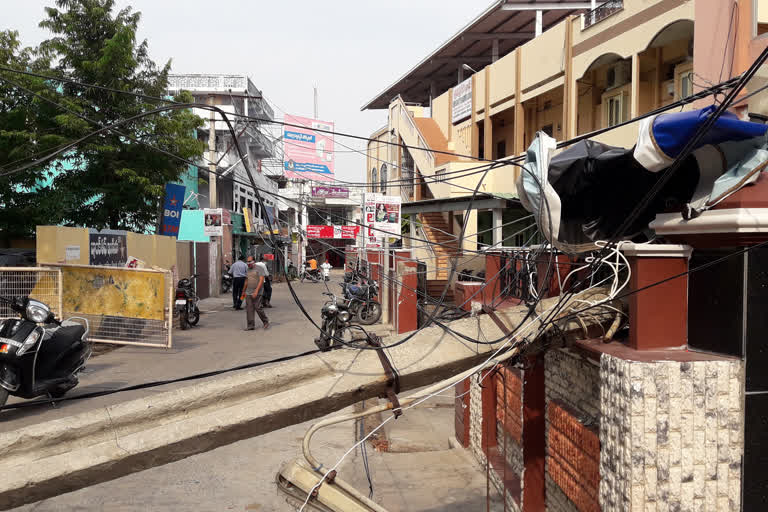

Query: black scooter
0;296;91;409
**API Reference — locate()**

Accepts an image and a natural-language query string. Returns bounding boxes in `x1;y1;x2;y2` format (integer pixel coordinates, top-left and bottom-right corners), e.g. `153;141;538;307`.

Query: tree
0;0;204;238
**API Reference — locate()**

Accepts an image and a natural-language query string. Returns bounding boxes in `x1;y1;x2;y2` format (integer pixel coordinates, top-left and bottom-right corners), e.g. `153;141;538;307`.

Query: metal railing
582;1;623;29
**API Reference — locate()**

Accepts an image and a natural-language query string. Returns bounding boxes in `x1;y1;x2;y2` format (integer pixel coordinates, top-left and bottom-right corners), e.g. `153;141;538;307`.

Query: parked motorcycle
340;273;382;325
175;275;200;330
0;295;91;408
313;292;353;352
221;264;233;294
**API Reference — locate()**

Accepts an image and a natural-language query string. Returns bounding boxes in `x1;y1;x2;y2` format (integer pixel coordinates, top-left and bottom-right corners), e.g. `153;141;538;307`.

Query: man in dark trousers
244;256;269;330
229;255;248;310
255;254;273;308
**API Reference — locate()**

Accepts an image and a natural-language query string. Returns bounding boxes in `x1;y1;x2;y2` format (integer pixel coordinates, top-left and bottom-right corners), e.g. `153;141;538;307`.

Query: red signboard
307;225;360;239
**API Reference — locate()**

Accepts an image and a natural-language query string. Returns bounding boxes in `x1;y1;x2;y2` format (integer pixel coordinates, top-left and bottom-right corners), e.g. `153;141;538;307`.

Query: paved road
1;274;340;430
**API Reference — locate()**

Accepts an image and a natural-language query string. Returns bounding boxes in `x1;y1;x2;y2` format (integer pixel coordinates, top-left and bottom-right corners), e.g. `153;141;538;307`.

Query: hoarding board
283;114;334;181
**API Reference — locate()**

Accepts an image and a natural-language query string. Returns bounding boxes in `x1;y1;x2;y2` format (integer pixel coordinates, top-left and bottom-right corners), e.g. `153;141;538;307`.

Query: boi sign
160;183;186;236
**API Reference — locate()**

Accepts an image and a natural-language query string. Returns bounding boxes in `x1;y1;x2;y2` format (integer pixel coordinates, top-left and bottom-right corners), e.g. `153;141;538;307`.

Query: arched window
371;167;378;193
380;163;388;193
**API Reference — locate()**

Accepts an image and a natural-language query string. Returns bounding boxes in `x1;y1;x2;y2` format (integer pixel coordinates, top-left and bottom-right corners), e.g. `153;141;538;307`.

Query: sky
1;0;487;183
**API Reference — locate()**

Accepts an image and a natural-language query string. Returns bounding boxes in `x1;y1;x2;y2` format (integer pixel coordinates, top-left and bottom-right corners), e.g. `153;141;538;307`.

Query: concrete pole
208;95;217;208
492;208;503;247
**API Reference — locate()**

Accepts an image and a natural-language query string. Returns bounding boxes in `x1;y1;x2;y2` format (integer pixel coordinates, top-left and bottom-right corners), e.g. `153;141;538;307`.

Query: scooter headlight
338;311;351;323
26;300;51;324
322;303;338;315
16;327;42;356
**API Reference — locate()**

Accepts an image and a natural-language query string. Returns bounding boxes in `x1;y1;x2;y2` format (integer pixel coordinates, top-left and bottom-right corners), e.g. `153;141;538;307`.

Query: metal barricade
51;264;173;348
0;267;63;320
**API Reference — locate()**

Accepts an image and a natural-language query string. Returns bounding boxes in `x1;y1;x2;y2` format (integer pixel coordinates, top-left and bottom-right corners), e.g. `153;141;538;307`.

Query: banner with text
160;183;186;236
364;193;401;242
306;225;360;239
283;114;335;181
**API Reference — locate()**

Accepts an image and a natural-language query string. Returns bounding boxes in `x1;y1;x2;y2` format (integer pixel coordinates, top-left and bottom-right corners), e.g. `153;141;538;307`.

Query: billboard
283;114;334;181
160;183;186;237
452;77;472;124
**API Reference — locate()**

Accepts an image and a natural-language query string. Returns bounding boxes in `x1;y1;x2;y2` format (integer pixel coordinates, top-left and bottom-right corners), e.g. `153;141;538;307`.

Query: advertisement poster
89;230;127;267
374;195;402;239
452;77;472;123
203;208;223;237
160;183;186;236
283;114;335;181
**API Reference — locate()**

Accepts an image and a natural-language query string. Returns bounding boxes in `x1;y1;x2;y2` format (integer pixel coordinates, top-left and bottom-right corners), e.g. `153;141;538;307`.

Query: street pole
208;95;217;208
382;234;389;325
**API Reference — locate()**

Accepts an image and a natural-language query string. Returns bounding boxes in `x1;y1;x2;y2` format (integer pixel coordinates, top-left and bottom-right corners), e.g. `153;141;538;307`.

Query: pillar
631;53;640;119
492;208;503;247
622;243;692;350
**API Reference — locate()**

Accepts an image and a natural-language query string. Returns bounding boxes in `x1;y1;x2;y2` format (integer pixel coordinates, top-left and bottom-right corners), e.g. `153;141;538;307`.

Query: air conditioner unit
606;61;631;90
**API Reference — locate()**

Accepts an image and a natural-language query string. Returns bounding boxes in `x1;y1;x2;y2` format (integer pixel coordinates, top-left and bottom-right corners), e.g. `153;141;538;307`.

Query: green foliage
0;0;204;237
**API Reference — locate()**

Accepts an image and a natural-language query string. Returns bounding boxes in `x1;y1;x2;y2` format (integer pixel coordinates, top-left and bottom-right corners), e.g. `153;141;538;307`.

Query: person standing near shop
256;254;273;308
229;255;248;310
244;256;269;330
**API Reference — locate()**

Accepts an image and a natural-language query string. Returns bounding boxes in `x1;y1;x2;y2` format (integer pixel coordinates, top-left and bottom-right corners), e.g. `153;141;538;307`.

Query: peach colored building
365;0;768;280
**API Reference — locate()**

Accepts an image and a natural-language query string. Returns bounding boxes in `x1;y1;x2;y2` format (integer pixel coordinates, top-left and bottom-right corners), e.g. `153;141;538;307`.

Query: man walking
255;255;273;308
229;255;248;310
245;256;269;330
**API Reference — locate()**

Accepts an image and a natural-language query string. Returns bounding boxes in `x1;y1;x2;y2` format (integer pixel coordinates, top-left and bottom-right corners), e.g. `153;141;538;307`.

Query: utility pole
313;85;319;119
208;95;217;208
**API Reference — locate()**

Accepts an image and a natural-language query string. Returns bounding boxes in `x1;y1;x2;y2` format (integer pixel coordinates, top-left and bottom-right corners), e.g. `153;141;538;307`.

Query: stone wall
599;353;744;512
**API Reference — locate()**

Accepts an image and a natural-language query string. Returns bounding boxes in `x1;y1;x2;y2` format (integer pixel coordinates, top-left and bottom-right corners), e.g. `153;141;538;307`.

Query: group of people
228;254;272;330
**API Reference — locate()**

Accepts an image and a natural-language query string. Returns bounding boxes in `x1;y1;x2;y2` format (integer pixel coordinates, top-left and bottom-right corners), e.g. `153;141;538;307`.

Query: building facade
364;0;768;282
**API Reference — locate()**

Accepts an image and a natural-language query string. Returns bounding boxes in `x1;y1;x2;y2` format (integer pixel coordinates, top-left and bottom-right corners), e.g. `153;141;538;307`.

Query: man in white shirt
255;255;273;308
320;259;331;281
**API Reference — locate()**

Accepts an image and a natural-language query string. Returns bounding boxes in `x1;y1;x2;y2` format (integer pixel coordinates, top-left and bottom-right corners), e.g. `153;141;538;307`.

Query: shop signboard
311;185;349;199
160;183;186;236
306;225;360;239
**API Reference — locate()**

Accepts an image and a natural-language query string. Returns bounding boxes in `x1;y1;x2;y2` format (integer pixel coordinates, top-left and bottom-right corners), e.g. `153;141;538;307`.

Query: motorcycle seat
347;285;366;297
40;325;86;357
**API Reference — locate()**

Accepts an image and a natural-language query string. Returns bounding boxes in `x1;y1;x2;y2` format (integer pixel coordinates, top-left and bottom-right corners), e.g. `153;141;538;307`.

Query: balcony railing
582;1;623;29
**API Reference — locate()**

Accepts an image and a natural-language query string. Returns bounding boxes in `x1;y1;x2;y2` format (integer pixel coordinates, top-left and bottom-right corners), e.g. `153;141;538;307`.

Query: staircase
419;212;461;303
